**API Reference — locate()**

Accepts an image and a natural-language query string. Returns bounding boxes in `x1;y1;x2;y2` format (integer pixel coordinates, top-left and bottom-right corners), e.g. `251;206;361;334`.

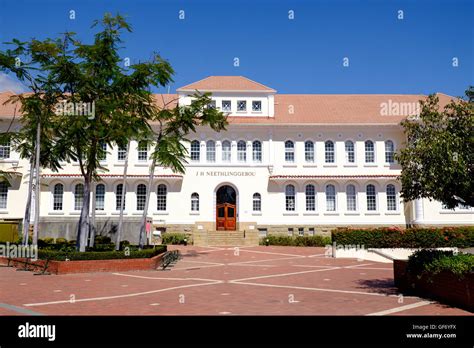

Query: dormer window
237;100;247;112
252;101;262;112
222;100;231;112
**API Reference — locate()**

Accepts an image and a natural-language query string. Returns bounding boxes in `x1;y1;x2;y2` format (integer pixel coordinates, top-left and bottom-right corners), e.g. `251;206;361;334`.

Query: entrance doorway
216;185;237;230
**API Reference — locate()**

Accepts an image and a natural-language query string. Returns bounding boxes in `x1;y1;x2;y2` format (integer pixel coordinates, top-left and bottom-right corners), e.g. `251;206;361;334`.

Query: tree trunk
116;142;130;251
22;158;34;246
32;121;41;246
89;182;96;247
77;176;91;252
138;157;156;249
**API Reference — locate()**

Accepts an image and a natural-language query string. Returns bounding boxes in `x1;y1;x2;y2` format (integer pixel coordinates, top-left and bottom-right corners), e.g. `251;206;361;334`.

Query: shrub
87;243;115;252
162;233;189;245
55;238;68;245
94;235;112;244
331;226;474;248
407;249;474;279
259;235;331;247
37;245;167;261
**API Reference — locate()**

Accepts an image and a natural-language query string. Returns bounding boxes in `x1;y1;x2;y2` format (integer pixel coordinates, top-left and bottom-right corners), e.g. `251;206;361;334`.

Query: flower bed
332;226;474;248
394;250;474;311
0;245;167;275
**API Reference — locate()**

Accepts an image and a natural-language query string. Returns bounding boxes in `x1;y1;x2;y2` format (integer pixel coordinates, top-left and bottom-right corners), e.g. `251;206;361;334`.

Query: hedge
37;245;167;261
407;249;474;279
162;233;190;245
259;235;331;247
331;226;474;248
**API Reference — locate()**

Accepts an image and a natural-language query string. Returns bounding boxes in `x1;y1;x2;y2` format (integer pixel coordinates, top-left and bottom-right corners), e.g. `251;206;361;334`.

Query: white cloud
0;72;28;93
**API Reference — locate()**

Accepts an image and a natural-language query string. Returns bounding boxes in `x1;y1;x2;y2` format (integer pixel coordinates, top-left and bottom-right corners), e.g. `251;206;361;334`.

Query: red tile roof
270;175;398;180
41;174;183;179
177;76;276;92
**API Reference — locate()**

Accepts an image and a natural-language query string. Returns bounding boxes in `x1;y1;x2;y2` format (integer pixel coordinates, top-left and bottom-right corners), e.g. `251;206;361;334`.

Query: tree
1;14;175;251
137;93;227;248
395;92;474;209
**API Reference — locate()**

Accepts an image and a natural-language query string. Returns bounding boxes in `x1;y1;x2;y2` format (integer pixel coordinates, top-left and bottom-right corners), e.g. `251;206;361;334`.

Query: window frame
285;140;295;163
365;140;375;163
285;184;296;211
344;140;355;163
206;140;216;163
252;192;261;212
304;141;315;163
156;184;167;211
325;140;335;163
325;184;336;211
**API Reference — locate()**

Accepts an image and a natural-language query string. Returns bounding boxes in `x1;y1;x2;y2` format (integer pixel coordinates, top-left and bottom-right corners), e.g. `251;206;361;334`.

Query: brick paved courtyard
0;246;471;316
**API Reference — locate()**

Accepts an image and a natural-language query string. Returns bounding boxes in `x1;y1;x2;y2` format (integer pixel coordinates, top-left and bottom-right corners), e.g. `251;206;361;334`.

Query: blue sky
0;0;472;96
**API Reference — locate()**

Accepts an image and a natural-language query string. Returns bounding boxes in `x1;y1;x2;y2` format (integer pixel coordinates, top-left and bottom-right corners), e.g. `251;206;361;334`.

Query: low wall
0;253;164;275
394;259;474;312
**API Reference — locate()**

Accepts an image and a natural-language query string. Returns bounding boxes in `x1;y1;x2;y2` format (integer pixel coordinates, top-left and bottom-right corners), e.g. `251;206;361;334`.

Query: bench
160;250;181;270
1;257;51;275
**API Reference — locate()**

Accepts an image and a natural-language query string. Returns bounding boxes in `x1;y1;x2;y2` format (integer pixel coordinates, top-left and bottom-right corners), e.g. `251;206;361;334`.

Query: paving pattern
0;246;471;315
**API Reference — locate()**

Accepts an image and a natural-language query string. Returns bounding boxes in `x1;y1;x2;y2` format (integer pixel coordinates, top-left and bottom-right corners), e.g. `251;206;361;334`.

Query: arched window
285;184;296;211
305;141;314;163
366;184;377;211
365;140;375;163
0;139;11;159
285;140;295;162
191;193;199;211
116;184;126;210
253;193;261;212
325;141;335;163
305;184;316;211
136;184;147;211
345;141;355;163
252;140;262;162
190;140;200;162
157;184;167;211
237;140;247;162
222;140;231;162
326;184;336;211
95;184;105;211
0;182;8;209
74;183;84;211
206;140;216;162
385;140;395;163
346;184;356;211
53;183;64;211
138;141;148;161
386;184;397;211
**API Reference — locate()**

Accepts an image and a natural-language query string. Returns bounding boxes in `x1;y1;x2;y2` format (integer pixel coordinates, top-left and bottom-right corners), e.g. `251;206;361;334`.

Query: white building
0;76;472;244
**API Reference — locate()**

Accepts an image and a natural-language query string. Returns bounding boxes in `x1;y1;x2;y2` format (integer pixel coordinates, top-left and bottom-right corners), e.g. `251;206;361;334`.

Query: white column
414;199;424;223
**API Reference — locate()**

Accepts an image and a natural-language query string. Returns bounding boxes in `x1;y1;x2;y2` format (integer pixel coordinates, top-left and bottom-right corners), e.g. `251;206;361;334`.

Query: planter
0;253;164;274
393;259;474;312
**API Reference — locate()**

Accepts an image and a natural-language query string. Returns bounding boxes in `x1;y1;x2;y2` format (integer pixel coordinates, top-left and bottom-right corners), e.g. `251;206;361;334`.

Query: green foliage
161;233;189;245
94;235;112;244
54;238;68;245
37;245;167;261
331;226;474;248
396;93;474;208
407;249;474;278
259;235;331;247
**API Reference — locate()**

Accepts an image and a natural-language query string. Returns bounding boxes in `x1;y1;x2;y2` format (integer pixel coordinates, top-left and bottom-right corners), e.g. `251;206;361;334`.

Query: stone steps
193;230;259;247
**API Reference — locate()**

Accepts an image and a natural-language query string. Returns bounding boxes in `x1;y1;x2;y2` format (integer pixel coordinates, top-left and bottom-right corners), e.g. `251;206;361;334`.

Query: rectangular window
288;228;294;236
0;140;11;159
138;141;148;161
237;100;247;112
298;228;304;236
258;228;268;237
252;101;262;112
117;145;127;161
308;228;315;236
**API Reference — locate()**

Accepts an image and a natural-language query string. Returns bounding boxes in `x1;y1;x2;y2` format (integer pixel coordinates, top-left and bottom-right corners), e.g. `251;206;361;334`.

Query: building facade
0;76;472;244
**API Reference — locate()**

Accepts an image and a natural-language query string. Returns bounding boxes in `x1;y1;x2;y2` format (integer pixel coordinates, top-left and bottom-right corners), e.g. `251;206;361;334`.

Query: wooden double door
216;185;237;231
